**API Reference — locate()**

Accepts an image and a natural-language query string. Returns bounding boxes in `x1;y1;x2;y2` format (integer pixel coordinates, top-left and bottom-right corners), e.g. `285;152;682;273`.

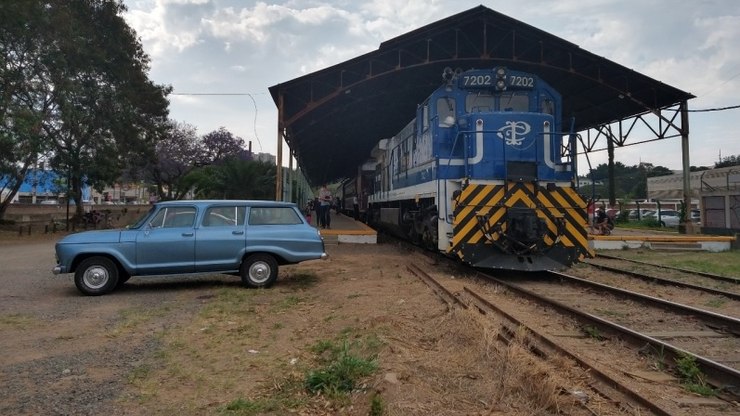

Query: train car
340;165;375;221
361;66;594;271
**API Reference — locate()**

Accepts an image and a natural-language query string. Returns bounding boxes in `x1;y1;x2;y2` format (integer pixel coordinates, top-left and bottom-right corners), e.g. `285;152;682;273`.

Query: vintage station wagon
53;200;327;295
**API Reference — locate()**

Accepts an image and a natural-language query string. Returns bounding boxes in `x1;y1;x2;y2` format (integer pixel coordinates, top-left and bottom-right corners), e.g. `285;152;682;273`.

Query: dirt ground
0;231;624;416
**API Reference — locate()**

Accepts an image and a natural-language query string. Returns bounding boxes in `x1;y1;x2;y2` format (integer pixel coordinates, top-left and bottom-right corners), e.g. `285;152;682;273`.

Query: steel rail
547;270;740;335
406;263;467;310
585;261;740;301
463;287;671;416
595;254;739;284
475;269;740;400
408;262;655;414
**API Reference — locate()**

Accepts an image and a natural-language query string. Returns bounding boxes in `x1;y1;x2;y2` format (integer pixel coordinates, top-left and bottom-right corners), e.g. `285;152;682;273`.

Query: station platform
310;212;377;244
589;228;736;252
307;213;735;251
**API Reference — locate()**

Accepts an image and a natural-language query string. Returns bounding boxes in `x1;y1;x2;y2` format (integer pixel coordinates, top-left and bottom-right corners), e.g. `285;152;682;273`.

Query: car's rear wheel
74;256;119;296
240;254;278;288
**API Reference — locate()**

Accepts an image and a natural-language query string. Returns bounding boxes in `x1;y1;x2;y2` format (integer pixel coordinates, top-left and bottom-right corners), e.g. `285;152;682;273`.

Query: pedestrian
352;195;359;220
595;207;609;235
304;200;313;225
318;184;332;229
587;200;595;233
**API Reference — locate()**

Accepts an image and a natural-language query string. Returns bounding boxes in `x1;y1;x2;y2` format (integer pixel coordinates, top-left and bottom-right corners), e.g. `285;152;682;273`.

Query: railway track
594;254;739;284
406;263;660;416
494;270;740;394
586;255;739;301
406;256;739;415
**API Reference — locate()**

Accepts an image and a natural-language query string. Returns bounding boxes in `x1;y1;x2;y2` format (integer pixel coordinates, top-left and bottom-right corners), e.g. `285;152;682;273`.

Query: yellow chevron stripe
543;191;589;249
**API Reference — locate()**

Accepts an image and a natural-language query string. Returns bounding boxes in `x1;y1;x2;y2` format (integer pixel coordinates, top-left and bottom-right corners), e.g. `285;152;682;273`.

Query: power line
170;92;267;96
169;92;264;152
688;104;740;112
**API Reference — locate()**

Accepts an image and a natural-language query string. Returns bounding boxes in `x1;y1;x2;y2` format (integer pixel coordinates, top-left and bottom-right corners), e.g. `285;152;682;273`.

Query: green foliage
714;154;740;168
185;159;276;200
0;0;170;218
369;393;385;416
580;162;673;201
674;354;716;396
582;325;603;340
305;339;379;398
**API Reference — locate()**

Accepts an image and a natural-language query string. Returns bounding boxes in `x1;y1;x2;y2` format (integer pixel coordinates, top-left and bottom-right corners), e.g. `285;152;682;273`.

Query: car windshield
127;206;156;229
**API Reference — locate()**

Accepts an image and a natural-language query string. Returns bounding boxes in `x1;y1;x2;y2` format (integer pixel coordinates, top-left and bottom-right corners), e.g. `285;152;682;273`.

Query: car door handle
232;230;244;235
181;232;194;237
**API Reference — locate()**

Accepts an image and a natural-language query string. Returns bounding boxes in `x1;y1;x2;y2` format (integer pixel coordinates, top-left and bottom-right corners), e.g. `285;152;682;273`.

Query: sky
121;0;740;175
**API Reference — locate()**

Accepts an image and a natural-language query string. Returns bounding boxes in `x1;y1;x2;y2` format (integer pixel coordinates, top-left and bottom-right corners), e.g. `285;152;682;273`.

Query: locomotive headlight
496;79;507;90
496;67;506;78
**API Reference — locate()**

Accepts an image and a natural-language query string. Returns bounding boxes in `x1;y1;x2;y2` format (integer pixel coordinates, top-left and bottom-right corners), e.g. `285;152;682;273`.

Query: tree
201;127;246;165
149;121;202;200
45;1;170;216
715;154;740;168
0;1;55;218
0;1;170;219
584;162;673;201
185;160;276;200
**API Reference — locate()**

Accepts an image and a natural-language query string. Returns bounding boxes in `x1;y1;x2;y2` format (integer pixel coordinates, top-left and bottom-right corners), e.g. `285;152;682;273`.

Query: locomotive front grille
448;181;593;269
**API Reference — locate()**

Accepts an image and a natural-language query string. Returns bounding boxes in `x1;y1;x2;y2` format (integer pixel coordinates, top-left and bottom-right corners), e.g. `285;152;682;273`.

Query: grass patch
704;298;726;308
305;336;381;400
675;354;716;396
582;325;604;340
271;295;306;312
107;305;172;337
0;313;40;329
598;249;740;277
281;271;320;290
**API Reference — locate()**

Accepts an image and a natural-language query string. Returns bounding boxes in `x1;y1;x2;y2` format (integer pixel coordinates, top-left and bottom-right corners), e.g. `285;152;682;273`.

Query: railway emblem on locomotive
496;121;531;146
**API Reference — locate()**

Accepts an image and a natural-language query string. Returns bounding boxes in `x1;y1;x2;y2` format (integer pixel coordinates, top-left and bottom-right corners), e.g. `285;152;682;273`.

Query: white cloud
122;0;740;170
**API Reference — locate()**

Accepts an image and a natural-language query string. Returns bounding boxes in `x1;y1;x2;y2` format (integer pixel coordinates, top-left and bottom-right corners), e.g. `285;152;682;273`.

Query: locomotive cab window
437;97;456;127
540;97;555;115
466;92;494;113
500;92;529;112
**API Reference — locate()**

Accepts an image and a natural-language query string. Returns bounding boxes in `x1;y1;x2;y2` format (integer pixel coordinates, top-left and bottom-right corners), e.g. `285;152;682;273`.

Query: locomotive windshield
464;91;530;112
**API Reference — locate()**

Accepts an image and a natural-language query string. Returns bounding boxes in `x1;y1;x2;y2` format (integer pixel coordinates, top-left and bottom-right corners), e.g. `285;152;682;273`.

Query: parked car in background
690;209;701;224
644;209;681;227
53;200;327;295
627;209;654;221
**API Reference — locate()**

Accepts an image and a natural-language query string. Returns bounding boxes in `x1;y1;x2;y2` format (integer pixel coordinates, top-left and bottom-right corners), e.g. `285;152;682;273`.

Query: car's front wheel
74;256;119;296
240;254;278;288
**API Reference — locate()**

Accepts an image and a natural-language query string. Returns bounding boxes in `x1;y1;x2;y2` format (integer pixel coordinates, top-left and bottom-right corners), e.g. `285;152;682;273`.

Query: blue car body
53;200;327;295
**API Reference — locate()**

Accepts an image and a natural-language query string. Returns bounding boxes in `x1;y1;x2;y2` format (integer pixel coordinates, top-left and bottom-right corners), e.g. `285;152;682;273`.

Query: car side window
203;206;246;227
248;207;302;225
150;207;197;228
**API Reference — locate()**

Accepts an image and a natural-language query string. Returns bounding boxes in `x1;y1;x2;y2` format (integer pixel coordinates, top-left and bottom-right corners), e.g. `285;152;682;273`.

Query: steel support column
275;94;284;201
680;100;691;229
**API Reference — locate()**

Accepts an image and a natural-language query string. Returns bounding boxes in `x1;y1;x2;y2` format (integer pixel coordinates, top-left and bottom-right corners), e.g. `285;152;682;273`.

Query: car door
135;206;197;275
195;205;247;272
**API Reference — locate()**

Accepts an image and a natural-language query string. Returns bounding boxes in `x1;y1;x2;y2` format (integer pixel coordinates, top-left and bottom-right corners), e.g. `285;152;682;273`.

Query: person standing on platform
304;200;313;226
352;196;359;220
319;184;332;229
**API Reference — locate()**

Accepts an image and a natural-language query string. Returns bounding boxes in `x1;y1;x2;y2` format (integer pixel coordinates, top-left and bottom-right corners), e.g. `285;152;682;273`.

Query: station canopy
269;5;694;187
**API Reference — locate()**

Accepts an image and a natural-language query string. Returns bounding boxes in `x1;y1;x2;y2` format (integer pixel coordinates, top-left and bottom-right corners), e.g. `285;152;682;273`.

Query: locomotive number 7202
461;74;535;88
461;75;493;86
509;75;535;87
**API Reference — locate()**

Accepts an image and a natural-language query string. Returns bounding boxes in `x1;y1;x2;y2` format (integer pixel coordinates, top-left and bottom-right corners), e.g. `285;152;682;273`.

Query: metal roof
269;5;694;186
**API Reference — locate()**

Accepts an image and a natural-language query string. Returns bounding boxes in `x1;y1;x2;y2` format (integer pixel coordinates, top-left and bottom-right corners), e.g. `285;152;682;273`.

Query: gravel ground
0;237;209;415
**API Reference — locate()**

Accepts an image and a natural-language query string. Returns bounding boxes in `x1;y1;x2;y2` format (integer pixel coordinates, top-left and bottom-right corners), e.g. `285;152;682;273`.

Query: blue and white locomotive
353;66;593;270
